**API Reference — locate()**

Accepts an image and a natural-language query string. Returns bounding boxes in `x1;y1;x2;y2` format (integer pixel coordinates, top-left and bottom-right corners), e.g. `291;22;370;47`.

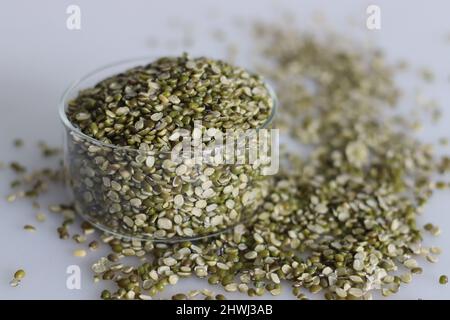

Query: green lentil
73;234;86;243
81;222;95;235
101;290;111;299
36;212;46;222
73;249;87;257
9;279;20;287
208;275;220;285
23;225;36;232
13;139;24;148
172;293;187;300
10;162;26;173
6;193;17;202
89;240;99;250
10;180;21;188
14;269;26;280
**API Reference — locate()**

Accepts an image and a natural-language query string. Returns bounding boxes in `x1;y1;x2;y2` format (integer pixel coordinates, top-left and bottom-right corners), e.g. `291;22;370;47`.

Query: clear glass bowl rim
58;56;278;154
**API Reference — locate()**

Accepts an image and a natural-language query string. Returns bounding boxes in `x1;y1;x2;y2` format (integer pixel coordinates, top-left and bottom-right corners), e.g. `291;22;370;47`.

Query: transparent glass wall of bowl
60;58;277;242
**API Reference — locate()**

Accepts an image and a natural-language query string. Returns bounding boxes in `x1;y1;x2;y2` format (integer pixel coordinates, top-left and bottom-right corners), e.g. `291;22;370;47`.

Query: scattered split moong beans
3;22;450;300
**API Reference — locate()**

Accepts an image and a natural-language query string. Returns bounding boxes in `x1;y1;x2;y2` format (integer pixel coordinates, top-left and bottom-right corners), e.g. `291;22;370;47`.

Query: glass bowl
59;57;277;242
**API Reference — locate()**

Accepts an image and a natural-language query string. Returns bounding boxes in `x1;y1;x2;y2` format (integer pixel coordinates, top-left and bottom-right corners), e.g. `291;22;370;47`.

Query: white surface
0;0;449;299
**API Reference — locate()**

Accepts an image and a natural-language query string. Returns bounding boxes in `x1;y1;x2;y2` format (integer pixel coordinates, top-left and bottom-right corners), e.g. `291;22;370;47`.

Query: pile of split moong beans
2;22;450;300
63;54;275;242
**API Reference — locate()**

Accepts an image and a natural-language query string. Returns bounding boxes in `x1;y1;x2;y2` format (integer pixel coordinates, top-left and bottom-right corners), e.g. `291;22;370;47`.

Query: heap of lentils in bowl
67;54;274;150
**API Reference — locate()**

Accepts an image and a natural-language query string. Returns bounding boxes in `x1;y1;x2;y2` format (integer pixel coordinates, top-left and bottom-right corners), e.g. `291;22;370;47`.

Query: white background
0;0;449;299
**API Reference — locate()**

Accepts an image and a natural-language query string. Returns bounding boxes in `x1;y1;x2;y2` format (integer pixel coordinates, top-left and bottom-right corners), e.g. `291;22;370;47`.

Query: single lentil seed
73;249;87;257
14;269;26;280
23;225;36;232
